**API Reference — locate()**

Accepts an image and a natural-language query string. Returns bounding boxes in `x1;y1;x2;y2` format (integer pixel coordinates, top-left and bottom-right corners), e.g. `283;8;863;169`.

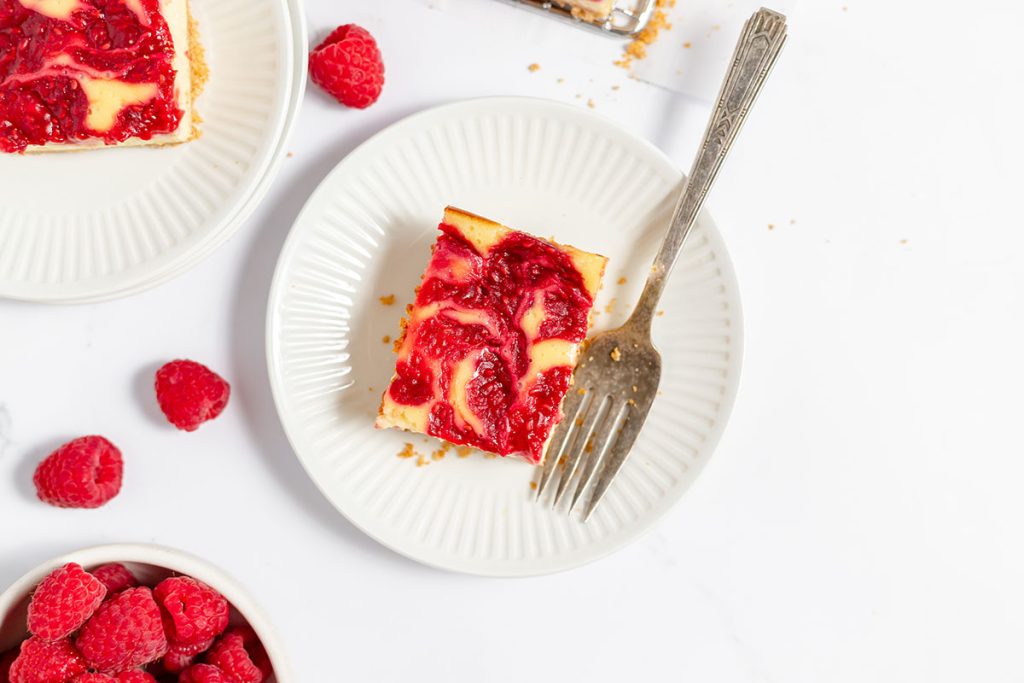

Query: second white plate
0;0;303;303
267;97;743;576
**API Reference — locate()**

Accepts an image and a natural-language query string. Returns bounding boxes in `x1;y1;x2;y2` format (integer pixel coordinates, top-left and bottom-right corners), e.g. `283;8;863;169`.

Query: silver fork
536;7;788;520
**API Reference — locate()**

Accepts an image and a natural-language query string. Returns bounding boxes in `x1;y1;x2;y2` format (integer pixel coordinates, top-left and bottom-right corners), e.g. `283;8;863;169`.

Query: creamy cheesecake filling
0;0;193;153
377;207;607;465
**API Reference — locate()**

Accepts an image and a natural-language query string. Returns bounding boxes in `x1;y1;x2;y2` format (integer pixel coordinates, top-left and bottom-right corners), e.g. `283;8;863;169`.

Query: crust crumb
610;347;622;362
379;294;396;306
187;14;208;141
614;0;676;69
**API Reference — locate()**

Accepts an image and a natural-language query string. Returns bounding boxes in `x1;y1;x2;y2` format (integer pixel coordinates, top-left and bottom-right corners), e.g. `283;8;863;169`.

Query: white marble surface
3;0;1024;680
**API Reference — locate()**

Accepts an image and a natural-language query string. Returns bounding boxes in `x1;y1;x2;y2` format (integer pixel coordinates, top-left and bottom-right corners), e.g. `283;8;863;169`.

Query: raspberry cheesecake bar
559;0;614;21
0;0;202;153
377;207;607;465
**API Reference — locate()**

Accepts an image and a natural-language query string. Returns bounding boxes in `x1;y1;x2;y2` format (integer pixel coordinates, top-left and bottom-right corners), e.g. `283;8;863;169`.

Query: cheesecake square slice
0;0;200;153
377;207;607;465
558;0;614;21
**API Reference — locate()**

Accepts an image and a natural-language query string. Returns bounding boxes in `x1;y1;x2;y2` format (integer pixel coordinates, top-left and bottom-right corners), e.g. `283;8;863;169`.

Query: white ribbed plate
0;0;298;303
267;98;743;576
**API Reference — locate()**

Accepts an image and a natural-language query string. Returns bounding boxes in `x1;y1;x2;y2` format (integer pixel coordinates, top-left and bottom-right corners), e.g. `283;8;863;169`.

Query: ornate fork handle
629;8;788;330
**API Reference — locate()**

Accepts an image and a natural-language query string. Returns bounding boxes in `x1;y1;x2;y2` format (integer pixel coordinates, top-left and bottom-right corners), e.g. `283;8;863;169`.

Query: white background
3;0;1024;680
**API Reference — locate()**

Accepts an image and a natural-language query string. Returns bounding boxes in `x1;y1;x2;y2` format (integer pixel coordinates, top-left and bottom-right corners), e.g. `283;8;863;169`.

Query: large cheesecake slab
377;207;607;465
0;0;198;153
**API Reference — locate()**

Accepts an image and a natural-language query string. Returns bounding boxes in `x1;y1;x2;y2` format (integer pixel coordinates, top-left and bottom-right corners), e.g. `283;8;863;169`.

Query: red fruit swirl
386;221;596;462
0;0;185;153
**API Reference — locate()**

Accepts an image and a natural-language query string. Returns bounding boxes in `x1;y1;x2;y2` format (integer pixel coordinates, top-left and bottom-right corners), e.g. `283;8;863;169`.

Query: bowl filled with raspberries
0;544;289;683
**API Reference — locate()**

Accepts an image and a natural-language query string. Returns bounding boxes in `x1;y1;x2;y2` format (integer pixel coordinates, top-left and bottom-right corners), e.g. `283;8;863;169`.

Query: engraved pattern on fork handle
627;8;788;332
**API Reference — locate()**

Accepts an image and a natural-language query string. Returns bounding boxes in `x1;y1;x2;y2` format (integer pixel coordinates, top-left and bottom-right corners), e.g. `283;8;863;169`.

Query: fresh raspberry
28;562;107;641
0;649;17;682
8;636;88;683
204;627;270;683
114;671;158;682
33;436;123;508
74;675;116;682
92;563;139;594
154;360;231;432
309;24;385;109
76;587;168;673
149;635;216;675
154;577;229;650
178;664;230;683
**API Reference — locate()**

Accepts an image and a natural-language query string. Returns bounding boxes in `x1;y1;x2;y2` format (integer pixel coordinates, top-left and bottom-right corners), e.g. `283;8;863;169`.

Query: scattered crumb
611;85;620;91
575;417;584;427
768;223;775;230
842;5;848;11
456;446;474;459
584;437;595;454
529;481;538;491
790;219;797;225
900;239;908;245
683;41;692;48
379;294;395;306
656;310;665;317
587;99;596;109
617;276;627;285
615;0;676;69
577;388;586;395
604;298;617;314
483;452;498;460
397;443;416;459
627;398;636;406
368;386;375;392
382;335;391;344
528;63;541;72
416;454;430;467
557;455;567;468
286;151;294;158
632;385;638;393
610;347;622;362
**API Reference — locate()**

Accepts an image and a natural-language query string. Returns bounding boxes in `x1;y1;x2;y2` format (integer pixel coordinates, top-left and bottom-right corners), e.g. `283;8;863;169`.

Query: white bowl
0;544;290;681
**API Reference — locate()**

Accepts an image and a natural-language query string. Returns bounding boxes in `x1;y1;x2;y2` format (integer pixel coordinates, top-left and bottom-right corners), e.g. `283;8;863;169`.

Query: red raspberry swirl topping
0;0;185;153
384;215;601;463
